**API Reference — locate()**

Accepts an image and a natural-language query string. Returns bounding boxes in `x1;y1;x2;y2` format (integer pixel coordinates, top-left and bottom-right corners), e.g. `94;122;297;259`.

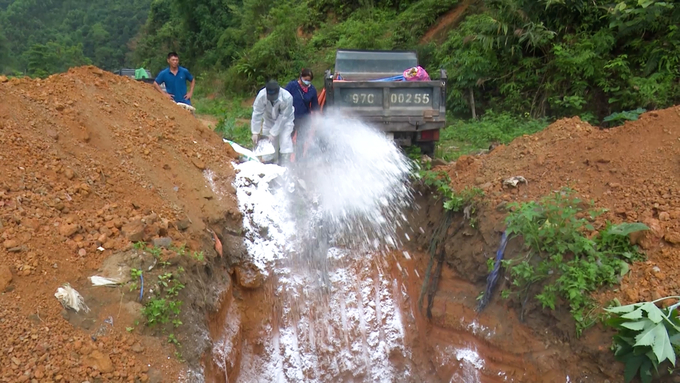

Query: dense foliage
0;0;151;76
436;0;680;119
2;0;679;119
134;0;680;121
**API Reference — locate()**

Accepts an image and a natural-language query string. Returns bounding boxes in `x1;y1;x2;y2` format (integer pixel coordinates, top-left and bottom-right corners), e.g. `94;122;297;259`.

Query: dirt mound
0;66;240;382
439;105;680;306
391;107;680;381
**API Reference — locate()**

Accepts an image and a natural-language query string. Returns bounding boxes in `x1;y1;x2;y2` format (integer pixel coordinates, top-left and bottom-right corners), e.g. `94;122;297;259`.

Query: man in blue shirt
154;52;195;105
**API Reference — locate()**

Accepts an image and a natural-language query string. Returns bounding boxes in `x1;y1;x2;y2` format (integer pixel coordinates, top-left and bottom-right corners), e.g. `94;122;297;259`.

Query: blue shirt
155;66;194;105
284;80;319;121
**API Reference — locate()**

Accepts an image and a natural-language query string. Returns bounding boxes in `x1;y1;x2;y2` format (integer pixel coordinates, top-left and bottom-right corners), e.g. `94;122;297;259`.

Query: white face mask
301;78;311;86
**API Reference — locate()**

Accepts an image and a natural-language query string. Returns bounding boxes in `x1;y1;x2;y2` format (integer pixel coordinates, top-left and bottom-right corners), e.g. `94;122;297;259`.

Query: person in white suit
251;80;295;165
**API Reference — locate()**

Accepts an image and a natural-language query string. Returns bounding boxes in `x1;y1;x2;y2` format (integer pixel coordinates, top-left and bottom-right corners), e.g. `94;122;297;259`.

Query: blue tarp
369;75;405;82
477;231;509;312
336;74;405;82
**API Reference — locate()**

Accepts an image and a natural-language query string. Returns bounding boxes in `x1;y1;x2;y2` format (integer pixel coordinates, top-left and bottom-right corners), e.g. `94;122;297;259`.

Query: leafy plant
142;298;182;326
502;189;648;335
171;244;187;257
416;169;483;212
602;108;647;128
149;246;162;259
192;251;205;262
168;333;180;345
406;145;423;162
605;297;680;383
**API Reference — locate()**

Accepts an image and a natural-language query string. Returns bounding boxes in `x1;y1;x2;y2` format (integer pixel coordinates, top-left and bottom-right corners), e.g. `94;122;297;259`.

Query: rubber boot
278;153;292;168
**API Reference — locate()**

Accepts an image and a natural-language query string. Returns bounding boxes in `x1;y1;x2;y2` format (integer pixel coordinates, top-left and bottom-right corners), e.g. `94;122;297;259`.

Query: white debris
224;139;261;162
232;160;293;271
402;251;411;260
89;276;121;286
54;284;89;312
455;348;484;370
503;176;528;188
176;102;196;112
252;138;276;157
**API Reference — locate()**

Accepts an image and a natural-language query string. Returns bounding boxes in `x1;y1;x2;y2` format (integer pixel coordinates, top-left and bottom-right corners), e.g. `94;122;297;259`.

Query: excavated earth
436;107;680;307
2;65;680;383
0;67;243;382
410;106;680;381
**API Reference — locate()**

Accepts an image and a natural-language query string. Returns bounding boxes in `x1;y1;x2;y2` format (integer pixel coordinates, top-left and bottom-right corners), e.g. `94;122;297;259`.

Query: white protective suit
251;87;295;154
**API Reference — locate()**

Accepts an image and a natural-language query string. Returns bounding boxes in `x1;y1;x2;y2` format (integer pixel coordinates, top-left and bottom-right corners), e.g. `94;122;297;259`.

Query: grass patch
193;96;253;148
500;188;648;336
218;118;252;148
437;112;549;161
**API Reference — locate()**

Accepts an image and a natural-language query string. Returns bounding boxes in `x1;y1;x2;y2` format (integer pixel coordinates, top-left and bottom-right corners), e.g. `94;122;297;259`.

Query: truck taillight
419;130;439;141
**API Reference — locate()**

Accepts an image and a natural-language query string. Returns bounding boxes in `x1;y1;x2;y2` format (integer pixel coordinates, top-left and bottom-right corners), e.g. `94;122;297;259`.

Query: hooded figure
251;80;295;165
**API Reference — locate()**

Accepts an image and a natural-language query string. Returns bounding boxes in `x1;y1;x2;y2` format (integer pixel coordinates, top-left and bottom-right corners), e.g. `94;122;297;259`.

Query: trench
200;214;590;382
199;114;614;382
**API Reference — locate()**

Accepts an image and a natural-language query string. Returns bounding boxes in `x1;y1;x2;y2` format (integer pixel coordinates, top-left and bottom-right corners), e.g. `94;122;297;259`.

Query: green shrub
502;189;648;336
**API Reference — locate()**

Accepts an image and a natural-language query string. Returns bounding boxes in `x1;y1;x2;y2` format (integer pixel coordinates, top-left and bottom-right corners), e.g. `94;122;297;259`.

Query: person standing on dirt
285;68;319;154
153;52;196;105
251;80;295;166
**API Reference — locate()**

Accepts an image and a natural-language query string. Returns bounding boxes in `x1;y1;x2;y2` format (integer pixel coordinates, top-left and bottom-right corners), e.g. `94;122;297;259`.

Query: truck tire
416;142;435;157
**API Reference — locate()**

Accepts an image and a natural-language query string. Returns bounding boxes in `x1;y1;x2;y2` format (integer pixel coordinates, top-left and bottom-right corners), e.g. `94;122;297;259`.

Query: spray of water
290;111;414;251
212;111;422;382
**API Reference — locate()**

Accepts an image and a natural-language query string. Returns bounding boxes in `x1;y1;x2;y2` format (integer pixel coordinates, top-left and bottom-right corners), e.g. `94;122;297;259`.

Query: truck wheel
416;142;435;157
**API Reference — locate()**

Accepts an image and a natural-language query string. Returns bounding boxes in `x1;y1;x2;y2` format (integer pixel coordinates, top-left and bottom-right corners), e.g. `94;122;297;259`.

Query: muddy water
205;245;580;383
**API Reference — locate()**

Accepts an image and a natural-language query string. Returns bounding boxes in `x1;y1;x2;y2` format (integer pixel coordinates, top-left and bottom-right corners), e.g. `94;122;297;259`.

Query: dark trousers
292;116;311;157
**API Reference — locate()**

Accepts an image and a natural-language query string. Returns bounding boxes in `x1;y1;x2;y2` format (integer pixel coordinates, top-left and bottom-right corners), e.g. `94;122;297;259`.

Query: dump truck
113;68;156;85
323;49;447;155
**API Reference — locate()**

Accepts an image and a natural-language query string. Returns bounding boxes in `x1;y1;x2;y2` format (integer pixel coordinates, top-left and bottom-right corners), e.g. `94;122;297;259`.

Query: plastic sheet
55;284;90;312
224;139;261;162
89;276;121;286
477;231;509;312
403;66;430;81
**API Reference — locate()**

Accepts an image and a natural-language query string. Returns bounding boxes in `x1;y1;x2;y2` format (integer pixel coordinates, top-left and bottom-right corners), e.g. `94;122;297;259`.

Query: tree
0;0;151;73
26;42;91;77
0;30;10;73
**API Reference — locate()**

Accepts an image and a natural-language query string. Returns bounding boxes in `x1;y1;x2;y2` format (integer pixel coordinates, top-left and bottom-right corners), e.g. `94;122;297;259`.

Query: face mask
301;78;311;86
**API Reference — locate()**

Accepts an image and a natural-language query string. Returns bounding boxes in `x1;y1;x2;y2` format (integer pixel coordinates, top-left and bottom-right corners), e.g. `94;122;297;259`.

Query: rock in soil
122;220;145;242
0;266;12;291
152;237;173;248
235;264;266;289
83;350;114;373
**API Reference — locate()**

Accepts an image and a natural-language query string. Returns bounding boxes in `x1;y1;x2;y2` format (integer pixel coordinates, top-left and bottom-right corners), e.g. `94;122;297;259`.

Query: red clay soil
0;67;240;382
438;106;680;308
420;0;471;44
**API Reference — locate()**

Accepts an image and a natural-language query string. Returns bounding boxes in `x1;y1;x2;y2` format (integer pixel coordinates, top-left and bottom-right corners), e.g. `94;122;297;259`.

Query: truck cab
323;49;447;155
